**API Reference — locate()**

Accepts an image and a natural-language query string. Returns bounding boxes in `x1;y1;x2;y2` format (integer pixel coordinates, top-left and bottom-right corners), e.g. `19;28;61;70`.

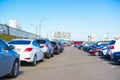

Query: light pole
39;17;50;38
30;24;38;38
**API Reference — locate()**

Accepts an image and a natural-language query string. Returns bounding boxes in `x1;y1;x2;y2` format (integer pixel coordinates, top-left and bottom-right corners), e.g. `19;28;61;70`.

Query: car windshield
8;40;31;45
37;40;46;44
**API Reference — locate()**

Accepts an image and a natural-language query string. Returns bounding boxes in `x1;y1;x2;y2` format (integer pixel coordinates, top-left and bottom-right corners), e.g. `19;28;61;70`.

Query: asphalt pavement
1;46;120;80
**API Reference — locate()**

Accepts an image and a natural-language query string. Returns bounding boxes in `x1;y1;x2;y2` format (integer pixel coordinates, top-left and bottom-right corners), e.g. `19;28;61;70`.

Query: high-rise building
9;20;21;29
52;31;71;40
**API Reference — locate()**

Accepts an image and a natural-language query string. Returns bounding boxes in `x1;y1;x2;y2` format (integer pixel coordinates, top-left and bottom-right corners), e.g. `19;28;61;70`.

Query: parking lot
1;46;120;80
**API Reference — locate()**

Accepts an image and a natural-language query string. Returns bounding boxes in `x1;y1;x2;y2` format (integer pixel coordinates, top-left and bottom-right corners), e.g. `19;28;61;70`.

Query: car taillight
44;44;48;47
24;48;33;52
110;46;114;49
24;58;31;60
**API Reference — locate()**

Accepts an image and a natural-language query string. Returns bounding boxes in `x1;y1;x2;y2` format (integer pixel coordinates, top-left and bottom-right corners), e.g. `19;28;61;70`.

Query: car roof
10;39;36;41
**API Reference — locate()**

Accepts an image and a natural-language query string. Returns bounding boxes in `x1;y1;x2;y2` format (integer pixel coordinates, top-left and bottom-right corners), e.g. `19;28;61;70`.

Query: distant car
77;43;84;50
73;41;83;48
36;38;54;59
0;39;20;78
51;41;61;54
58;42;64;52
82;41;96;52
8;39;44;66
89;43;108;56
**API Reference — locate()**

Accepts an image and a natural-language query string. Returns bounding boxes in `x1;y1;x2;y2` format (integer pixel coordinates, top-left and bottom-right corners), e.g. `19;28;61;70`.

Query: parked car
8;39;44;66
101;45;109;56
36;38;54;59
51;41;61;54
77;43;84;50
73;41;83;48
82;41;96;52
58;41;64;52
111;51;120;62
0;39;20;78
89;43;108;56
105;40;116;58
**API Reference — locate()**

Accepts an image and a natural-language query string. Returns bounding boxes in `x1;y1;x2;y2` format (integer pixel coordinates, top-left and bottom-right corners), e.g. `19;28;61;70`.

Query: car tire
51;53;54;57
41;55;44;62
99;52;103;56
95;52;99;56
80;47;83;50
31;56;37;66
46;53;51;59
8;60;19;78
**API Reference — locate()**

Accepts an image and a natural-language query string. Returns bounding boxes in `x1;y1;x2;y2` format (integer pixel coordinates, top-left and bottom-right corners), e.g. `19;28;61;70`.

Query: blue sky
0;0;120;40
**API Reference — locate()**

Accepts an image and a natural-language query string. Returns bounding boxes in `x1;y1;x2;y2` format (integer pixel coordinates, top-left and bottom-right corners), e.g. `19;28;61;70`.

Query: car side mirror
8;45;15;50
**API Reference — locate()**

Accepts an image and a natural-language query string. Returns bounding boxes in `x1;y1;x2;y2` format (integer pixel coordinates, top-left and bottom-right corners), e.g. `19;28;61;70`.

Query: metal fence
0;24;40;39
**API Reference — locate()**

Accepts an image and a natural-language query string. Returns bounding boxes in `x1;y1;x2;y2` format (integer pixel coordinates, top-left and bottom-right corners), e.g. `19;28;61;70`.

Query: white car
8;39;44;66
106;39;120;58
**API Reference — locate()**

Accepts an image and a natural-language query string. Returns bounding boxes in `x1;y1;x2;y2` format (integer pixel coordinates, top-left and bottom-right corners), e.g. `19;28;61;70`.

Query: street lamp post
46;28;58;40
30;24;38;38
39;17;50;38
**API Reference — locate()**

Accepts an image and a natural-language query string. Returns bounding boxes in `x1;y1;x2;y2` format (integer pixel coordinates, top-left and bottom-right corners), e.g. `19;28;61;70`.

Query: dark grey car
36;38;54;59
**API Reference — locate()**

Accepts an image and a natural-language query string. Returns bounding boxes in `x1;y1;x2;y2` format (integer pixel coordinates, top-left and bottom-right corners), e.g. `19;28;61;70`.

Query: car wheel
46;53;51;59
8;60;19;78
80;47;83;50
41;55;44;62
99;52;103;56
55;50;59;55
31;56;37;66
51;53;54;57
95;52;99;56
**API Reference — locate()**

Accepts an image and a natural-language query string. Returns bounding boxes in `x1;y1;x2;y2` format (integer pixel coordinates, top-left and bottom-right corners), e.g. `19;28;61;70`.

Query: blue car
0;39;20;78
111;52;120;62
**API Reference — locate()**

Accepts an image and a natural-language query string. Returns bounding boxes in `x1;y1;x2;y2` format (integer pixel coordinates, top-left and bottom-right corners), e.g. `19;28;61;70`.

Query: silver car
0;39;20;78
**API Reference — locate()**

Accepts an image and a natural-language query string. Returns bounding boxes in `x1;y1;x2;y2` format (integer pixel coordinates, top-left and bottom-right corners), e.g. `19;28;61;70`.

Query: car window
0;40;8;50
8;40;31;45
51;42;56;45
32;41;39;47
37;40;46;44
109;40;115;45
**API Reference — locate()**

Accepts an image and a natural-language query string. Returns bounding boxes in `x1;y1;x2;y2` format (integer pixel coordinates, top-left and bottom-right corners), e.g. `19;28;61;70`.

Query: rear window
51;42;56;45
37;40;46;44
109;40;115;45
8;40;31;45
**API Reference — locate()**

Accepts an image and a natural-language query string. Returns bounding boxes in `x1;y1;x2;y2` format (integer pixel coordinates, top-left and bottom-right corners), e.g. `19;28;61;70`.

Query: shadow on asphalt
109;61;120;66
99;55;120;66
99;55;111;61
21;62;33;66
0;70;24;80
20;60;45;67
